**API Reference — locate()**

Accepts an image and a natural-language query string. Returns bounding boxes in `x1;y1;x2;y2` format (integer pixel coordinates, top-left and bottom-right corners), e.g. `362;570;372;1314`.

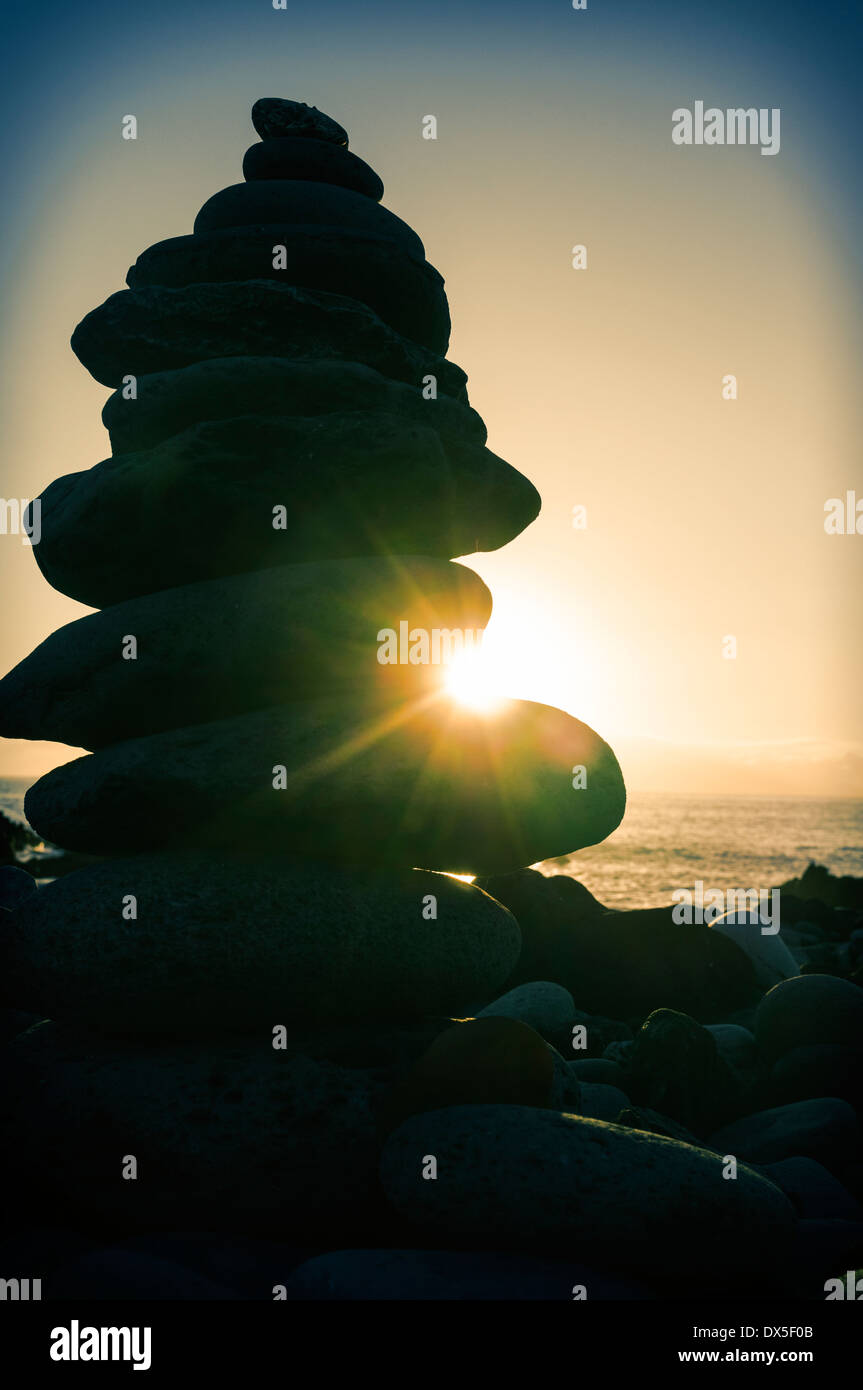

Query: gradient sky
1;0;861;793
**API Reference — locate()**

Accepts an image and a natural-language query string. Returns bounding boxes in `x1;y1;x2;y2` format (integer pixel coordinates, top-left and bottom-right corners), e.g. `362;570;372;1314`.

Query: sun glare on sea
444;648;504;712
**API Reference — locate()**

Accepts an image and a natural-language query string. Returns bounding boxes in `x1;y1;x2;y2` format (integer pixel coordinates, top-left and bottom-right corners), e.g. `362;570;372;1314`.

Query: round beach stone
243;138;383;199
623;1008;728;1133
708;1099;862;1168
759;1157;863;1221
251;98;348;145
102;357;483;455
24;697;625;874
768;1045;863;1113
705;1023;758;1075
49;1250;233;1301
126;229;449;352
2;1021;390;1239
379;1105;797;1277
755;973;863;1064
710;911;799;990
70;282;467;396
376;1019;554;1136
193;182;423;257
2;856;520;1033
476;982;577;1052
569;1058;628;1087
31;414;540;607
0;558;492;748
284;1248;656;1301
614;1105;699;1145
575;1082;631;1122
472;873;759;1022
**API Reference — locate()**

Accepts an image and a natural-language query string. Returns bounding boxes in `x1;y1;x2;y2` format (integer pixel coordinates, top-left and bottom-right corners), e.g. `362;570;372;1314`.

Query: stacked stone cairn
0;100;856;1300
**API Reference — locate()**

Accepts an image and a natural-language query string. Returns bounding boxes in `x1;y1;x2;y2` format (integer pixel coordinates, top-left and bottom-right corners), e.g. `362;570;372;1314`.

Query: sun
443;648;504;711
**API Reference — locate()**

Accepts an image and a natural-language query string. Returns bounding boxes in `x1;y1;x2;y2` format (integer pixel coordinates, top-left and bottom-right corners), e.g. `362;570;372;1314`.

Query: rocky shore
0;99;861;1301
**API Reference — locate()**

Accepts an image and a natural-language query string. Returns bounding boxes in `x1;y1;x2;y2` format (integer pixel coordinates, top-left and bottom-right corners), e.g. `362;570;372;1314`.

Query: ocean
2;778;862;909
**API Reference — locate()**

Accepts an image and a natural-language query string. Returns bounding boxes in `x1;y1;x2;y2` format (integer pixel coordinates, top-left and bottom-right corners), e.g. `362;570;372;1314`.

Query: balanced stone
126;231;449;351
23;697;626;873
2;1021;391;1239
193;182;423;257
379;1105;797;1277
251;97;348;145
0;558;491;748
31;415;540;607
243;137;383;199
70;282;467;394
102;357;483;455
1;856;521;1034
0;98;635;1287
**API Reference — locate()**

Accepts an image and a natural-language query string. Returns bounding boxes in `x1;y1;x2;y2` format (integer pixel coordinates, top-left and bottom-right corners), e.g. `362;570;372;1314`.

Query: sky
0;0;861;794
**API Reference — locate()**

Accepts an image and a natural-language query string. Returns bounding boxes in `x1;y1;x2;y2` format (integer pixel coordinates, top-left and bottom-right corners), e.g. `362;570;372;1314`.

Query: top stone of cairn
251;97;349;146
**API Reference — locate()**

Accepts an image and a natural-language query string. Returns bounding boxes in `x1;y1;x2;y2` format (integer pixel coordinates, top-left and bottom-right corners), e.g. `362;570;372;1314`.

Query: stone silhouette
0;99;627;1242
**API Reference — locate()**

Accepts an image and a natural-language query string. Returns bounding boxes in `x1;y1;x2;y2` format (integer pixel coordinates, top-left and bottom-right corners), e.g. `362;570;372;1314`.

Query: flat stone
24;696;625;874
193;183;423;258
126;229;449;352
284;1248;657;1301
709;1099;862;1167
710;911;799;989
70;282;467;395
0;558;492;747
31;413;539;607
243;138;383;199
379;1105;797;1277
1;855;521;1034
376;1019;555;1136
472;872;758;1022
251;98;348;146
476;982;577;1052
103;356;482;455
2;1021;390;1239
755;974;863;1063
